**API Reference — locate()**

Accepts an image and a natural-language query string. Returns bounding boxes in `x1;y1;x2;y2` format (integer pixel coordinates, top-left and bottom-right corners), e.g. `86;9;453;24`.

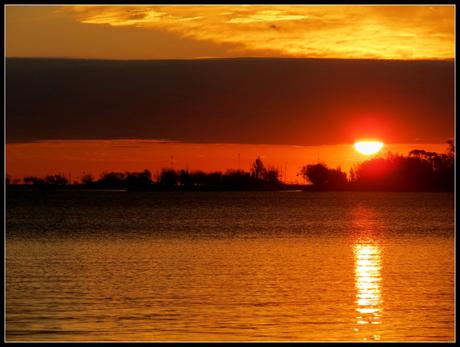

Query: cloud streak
67;5;454;60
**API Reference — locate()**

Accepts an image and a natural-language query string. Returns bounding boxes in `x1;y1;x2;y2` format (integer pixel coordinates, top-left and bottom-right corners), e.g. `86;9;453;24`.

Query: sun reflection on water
354;242;383;341
350;205;384;341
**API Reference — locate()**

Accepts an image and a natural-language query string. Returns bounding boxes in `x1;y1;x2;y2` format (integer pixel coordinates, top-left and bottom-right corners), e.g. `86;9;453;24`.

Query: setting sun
5;4;455;343
354;141;384;155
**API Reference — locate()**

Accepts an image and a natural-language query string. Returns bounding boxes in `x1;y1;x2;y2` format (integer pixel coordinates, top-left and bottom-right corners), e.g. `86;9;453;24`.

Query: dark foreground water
6;191;455;342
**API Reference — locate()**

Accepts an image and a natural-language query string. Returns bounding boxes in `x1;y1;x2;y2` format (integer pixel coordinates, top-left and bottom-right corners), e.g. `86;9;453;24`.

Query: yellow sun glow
354;141;384;155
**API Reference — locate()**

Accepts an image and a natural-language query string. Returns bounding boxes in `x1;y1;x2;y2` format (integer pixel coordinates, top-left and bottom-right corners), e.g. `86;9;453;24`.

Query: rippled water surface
6;191;455;341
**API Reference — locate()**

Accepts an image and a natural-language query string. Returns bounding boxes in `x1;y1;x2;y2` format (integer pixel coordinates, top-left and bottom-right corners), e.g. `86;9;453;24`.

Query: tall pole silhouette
284;162;287;182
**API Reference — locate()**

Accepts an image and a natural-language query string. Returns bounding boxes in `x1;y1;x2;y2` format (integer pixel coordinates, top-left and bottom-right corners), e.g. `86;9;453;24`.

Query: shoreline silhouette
6;141;454;192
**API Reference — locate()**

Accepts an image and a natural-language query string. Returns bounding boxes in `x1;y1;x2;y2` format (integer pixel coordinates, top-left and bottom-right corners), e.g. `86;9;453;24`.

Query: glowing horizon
5;140;450;184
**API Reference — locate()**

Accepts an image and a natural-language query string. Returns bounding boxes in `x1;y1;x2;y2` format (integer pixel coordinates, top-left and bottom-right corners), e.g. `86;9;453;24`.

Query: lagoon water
6;191;455;341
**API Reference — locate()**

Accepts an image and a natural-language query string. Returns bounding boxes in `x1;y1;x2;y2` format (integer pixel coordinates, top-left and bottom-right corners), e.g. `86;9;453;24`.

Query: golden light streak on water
354;242;383;341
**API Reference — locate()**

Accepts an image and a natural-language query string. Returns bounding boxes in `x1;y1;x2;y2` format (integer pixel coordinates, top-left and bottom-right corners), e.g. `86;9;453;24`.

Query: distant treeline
6;141;454;192
8;157;283;191
300;140;454;191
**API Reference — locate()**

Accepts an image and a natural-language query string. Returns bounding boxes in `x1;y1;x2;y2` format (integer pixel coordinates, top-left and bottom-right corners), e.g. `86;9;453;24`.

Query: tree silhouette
264;167;280;185
251;157;267;180
159;169;178;187
353;141;454;191
326;167;348;189
125;170;152;190
98;172;126;188
81;174;94;185
179;170;193;188
300;163;329;188
23;176;44;186
44;174;68;186
22;174;68;188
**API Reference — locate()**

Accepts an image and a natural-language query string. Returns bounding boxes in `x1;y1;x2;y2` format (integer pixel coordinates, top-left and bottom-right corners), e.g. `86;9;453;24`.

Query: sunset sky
5;5;455;183
6;5;454;60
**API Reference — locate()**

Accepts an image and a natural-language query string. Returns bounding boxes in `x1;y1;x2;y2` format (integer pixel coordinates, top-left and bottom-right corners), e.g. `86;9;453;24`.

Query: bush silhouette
299;163;346;190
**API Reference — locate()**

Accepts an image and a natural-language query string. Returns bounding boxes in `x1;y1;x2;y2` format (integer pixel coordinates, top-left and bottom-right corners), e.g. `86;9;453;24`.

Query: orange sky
6;5;454;60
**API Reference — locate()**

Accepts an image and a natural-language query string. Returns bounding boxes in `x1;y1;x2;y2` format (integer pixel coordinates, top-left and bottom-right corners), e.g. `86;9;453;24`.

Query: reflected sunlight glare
354;243;383;341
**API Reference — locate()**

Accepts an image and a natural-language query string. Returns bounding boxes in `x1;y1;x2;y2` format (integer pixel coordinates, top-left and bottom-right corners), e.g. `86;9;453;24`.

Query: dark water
6;191;455;341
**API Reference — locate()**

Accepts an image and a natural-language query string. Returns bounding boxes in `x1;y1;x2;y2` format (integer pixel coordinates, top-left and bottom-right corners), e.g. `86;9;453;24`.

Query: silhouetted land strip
6;142;454;192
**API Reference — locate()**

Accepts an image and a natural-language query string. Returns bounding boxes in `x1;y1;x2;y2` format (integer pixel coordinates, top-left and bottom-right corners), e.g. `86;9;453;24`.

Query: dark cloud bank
6;58;454;145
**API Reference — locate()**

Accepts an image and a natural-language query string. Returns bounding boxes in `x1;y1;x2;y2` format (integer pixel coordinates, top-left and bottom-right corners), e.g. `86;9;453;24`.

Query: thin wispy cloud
67;5;454;60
